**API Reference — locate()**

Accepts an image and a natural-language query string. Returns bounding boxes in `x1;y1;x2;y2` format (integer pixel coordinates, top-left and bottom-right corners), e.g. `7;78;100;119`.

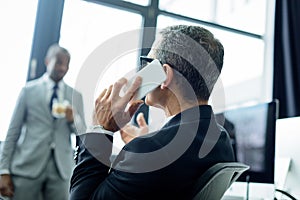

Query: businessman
70;25;235;199
0;44;86;200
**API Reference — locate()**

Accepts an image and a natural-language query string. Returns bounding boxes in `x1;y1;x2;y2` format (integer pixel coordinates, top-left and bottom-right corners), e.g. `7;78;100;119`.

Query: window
156;0;275;111
60;0;143;126
122;0;150;6
0;0;38;141
159;0;216;22
146;0;275;130
159;0;267;35
216;0;267;35
1;0;275;140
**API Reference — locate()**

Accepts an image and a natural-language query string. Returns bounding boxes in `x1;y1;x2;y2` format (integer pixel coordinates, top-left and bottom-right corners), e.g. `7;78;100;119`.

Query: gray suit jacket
0;75;86;180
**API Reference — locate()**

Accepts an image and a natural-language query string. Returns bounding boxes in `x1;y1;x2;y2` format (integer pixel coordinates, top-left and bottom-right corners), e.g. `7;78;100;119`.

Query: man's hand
0;174;14;197
120;112;149;144
65;106;74;123
93;77;143;132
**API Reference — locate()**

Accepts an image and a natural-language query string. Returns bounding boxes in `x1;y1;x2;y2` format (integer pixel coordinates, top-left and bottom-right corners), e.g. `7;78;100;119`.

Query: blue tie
49;83;58;112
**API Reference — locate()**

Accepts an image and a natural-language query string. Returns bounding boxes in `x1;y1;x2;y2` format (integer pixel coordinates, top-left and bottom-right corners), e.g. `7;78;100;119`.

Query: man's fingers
94;77;142;132
104;85;113;99
111;78;127;101
120;130;133;144
3;189;14;197
137;113;147;128
96;85;113;106
0;185;14;197
98;88;107;100
123;76;142;102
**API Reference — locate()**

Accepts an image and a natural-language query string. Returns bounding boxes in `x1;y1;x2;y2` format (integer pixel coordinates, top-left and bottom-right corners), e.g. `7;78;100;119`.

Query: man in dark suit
70;25;235;200
0;44;86;200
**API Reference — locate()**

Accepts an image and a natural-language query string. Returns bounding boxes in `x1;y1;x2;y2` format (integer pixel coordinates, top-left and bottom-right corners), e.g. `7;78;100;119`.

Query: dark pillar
27;0;65;81
134;0;159;125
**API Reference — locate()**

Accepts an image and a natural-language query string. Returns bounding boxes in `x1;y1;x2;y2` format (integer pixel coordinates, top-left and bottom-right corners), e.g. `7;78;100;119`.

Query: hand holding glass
52;99;70;118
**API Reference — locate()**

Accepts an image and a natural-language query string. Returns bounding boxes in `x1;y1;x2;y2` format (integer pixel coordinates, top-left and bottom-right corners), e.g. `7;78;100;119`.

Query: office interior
0;0;299;199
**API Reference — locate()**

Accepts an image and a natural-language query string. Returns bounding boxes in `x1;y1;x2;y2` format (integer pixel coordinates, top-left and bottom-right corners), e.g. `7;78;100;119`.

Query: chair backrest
191;162;250;200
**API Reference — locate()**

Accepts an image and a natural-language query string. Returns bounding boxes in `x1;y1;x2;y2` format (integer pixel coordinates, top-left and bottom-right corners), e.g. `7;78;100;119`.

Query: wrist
87;125;114;136
67;121;74;126
0;169;10;175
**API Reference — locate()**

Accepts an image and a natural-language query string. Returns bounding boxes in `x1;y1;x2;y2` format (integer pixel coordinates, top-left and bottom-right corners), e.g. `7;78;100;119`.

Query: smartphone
124;59;167;100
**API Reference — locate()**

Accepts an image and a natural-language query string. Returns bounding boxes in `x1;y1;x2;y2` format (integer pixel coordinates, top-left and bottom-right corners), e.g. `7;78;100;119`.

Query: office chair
191;162;250;200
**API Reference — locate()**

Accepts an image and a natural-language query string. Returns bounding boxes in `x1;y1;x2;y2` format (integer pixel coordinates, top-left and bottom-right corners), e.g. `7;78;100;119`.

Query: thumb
137;112;147;128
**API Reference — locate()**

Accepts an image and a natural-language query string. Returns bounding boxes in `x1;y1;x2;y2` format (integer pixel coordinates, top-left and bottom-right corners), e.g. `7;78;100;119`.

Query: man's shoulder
24;77;44;89
64;83;82;96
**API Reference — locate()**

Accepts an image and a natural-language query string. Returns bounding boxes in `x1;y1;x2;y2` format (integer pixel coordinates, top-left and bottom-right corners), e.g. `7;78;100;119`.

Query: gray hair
153;25;224;101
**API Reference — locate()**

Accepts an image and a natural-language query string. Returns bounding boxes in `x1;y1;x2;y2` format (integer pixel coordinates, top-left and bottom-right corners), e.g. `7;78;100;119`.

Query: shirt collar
43;73;64;90
165;115;175;124
163;105;213;127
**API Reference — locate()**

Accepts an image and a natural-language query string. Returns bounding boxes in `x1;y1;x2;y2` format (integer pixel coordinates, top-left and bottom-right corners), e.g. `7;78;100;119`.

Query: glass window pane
216;0;267;35
60;0;143;127
157;15;266;108
157;15;264;86
159;0;215;22
0;1;38;141
211;29;264;87
159;0;267;35
122;0;149;6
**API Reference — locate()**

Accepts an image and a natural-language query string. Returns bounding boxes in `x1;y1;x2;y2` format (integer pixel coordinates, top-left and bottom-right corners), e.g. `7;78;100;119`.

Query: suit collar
42;73;65;90
163;105;213;128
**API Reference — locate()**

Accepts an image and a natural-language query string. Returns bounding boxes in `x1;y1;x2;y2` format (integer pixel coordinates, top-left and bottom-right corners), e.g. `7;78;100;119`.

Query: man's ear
44;58;49;67
161;64;174;89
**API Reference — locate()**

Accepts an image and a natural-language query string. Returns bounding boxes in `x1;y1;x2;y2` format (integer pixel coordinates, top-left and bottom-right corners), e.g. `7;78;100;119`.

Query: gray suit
0;75;86;199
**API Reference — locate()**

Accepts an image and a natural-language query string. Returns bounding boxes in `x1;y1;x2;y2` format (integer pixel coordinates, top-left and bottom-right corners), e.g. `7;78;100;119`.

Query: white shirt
43;73;65;104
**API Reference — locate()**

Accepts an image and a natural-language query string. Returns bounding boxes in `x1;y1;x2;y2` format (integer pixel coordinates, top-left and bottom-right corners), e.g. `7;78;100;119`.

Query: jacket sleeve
0;87;27;172
70;132;114;200
69;91;87;135
69;132;165;200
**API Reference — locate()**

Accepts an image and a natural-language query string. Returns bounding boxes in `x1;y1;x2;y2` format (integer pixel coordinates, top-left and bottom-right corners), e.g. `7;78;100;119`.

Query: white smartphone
124;59;167;100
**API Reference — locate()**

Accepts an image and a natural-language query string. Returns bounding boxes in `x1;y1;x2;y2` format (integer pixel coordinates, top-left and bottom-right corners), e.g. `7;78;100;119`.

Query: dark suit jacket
70;105;235;200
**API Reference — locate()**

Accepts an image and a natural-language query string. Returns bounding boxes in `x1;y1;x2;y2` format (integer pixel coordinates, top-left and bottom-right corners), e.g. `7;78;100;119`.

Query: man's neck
164;98;208;117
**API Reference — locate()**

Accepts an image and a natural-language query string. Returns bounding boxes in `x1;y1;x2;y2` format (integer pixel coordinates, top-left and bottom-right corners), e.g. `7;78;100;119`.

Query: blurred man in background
0;44;86;200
